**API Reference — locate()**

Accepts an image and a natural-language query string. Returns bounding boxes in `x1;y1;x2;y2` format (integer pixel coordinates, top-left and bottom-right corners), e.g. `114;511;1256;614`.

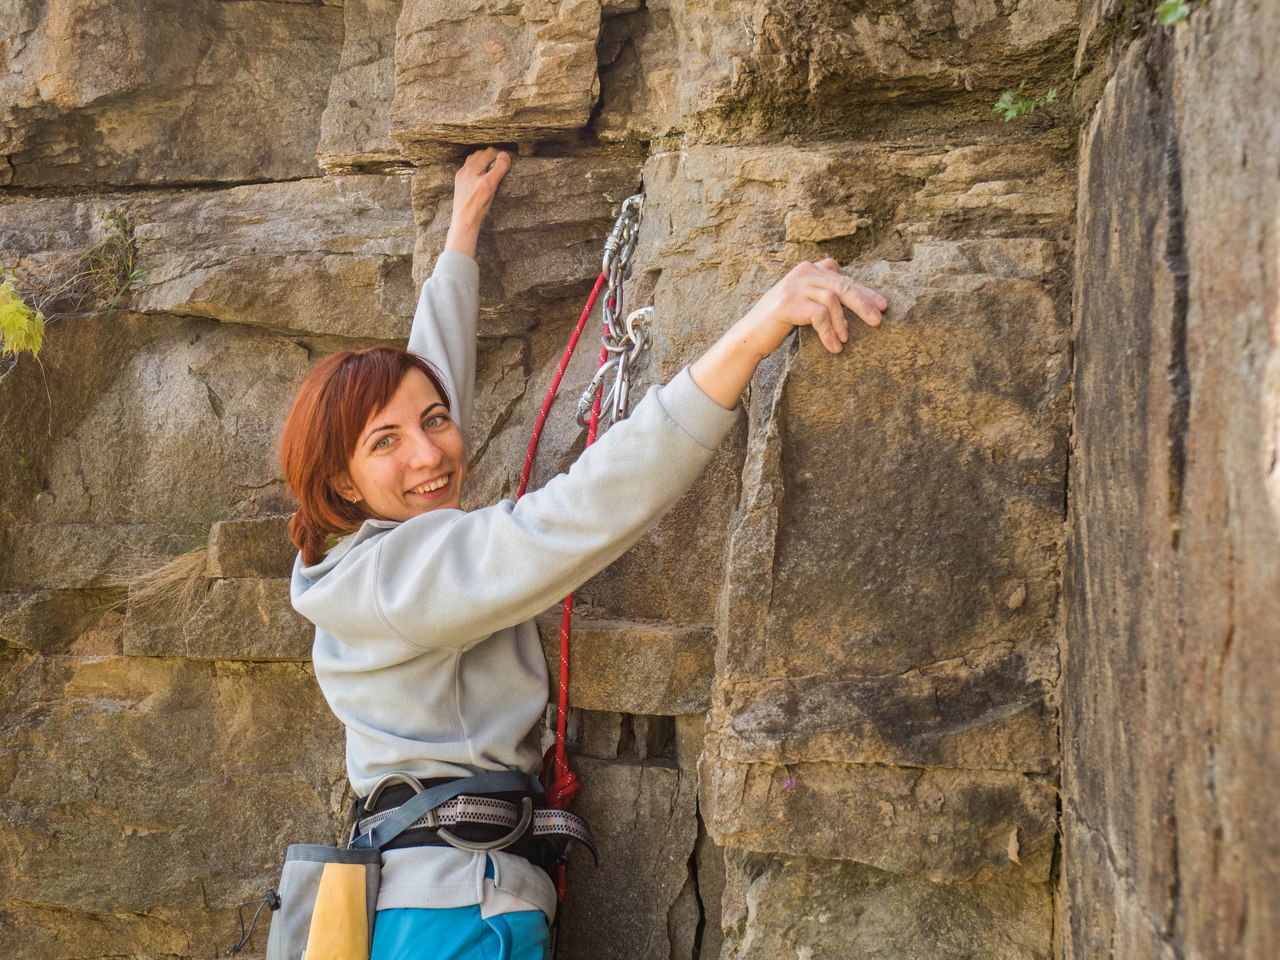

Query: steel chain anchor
577;194;650;428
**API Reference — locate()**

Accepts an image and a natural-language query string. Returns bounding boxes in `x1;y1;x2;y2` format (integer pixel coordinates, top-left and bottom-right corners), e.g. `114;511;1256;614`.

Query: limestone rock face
318;0;407;172
0;0;344;186
391;0;602;150
0;178;418;340
206;517;296;581
0;654;345;958
633;139;1073;889
2;0;1274;954
595;0;1078;141
554;757;700;960
0;314;311;592
720;851;1053;960
131;177;418;339
411;152;644;333
536;617;715;714
1064;3;1280;958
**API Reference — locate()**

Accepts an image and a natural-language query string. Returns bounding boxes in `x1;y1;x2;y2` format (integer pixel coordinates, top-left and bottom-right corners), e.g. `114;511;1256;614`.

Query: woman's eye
373;435;393;451
424;414;449;429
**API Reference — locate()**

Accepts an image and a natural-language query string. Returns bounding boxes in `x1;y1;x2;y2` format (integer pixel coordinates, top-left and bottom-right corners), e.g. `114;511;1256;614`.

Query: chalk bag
263;843;381;960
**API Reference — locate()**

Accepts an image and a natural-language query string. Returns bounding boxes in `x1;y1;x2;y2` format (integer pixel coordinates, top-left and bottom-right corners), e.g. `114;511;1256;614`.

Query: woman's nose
407;430;444;468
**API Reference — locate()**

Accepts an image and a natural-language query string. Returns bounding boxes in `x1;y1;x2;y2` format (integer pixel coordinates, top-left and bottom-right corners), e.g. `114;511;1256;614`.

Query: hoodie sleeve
295;368;741;652
407;249;480;443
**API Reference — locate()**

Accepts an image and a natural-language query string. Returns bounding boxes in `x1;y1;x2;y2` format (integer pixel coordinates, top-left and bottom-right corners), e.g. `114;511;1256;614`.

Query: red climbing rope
517;195;644;902
516;274;607;827
518;283;609;902
516;272;607;502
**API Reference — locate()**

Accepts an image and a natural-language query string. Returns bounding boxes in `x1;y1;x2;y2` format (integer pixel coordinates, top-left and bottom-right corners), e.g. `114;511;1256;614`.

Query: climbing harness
227;770;572;957
517;191;649;900
351;773;598;862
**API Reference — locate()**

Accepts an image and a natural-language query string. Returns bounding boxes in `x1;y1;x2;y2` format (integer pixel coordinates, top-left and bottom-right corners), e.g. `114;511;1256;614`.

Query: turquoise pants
369;906;549;960
369;860;550;960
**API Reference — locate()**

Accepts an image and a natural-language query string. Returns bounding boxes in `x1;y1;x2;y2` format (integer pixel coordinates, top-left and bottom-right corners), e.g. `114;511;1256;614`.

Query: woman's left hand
445;148;513;257
690;259;888;410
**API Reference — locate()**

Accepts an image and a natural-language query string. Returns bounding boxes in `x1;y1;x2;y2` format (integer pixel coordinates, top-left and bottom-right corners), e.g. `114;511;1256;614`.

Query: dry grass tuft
124;547;210;633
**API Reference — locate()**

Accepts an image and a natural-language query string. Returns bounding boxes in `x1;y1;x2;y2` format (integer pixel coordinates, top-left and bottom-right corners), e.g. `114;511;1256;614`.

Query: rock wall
1064;0;1280;957
0;0;1271;958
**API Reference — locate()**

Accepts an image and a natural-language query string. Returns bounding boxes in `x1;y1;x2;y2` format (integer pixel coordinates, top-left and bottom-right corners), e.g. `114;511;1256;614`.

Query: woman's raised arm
407;149;512;443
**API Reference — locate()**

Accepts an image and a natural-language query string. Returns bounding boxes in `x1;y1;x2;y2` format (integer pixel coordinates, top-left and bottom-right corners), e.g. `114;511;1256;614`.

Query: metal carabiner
577;358;618;426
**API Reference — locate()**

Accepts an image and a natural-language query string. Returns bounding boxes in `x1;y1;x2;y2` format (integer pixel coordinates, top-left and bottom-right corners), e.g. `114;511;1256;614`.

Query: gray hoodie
290;250;739;915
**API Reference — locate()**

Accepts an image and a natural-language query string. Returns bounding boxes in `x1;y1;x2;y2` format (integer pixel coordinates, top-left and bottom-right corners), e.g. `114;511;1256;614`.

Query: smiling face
332;368;466;521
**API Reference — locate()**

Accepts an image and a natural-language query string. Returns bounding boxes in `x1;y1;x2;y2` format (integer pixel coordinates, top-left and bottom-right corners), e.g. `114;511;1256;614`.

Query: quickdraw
516;192;649;901
576;194;648;427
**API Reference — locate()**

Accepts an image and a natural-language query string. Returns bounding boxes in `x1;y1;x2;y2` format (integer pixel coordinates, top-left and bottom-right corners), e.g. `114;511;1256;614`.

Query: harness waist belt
355;794;597;862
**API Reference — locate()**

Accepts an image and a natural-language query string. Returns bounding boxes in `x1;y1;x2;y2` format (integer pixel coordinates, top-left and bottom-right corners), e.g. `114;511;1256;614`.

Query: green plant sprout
993;82;1058;121
1156;0;1191;25
55;210;146;313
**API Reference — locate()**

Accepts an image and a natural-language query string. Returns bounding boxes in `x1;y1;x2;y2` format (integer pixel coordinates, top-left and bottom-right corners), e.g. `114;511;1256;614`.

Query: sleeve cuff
432;248;480;285
656;367;742;451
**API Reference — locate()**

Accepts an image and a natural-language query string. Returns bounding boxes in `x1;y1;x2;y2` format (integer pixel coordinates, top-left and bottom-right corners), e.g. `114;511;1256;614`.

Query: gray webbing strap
350;770;535;851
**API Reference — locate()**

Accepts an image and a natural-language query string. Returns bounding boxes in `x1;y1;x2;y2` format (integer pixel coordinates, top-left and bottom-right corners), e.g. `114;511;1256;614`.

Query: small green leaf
1156;0;1191;26
0;276;45;360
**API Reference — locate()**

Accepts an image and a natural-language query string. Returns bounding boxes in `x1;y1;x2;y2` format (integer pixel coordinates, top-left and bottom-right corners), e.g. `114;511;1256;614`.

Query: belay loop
516;191;650;901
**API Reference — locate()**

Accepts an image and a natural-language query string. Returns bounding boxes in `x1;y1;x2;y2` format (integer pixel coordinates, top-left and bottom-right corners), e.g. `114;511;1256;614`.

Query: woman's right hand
445;147;513;257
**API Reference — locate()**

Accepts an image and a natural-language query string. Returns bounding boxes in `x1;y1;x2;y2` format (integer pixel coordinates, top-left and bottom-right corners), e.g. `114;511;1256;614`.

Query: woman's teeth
410;476;449;494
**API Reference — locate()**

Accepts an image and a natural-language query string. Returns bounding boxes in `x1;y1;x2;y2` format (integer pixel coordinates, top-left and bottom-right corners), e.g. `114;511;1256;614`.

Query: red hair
280;346;451;566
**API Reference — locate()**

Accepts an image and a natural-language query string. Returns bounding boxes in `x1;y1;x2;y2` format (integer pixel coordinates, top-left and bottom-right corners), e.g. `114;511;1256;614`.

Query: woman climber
278;147;887;960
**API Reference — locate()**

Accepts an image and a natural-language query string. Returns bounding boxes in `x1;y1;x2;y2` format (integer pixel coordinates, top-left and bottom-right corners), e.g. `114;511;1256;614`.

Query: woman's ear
331;472;361;505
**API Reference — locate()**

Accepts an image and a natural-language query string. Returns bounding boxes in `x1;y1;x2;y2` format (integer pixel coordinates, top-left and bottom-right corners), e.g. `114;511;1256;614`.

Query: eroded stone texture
721;851;1053;960
411;152;644;333
555;757;700;960
703;760;1056;883
0;317;309;591
0;588;124;656
536;617;714;714
595;0;1078;141
663;140;1073;879
132;177;417;339
0;654;345;960
391;0;602;149
318;0;406;172
124;578;312;661
1064;3;1280;957
206;517;295;580
0;178;417;340
0;0;343;186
